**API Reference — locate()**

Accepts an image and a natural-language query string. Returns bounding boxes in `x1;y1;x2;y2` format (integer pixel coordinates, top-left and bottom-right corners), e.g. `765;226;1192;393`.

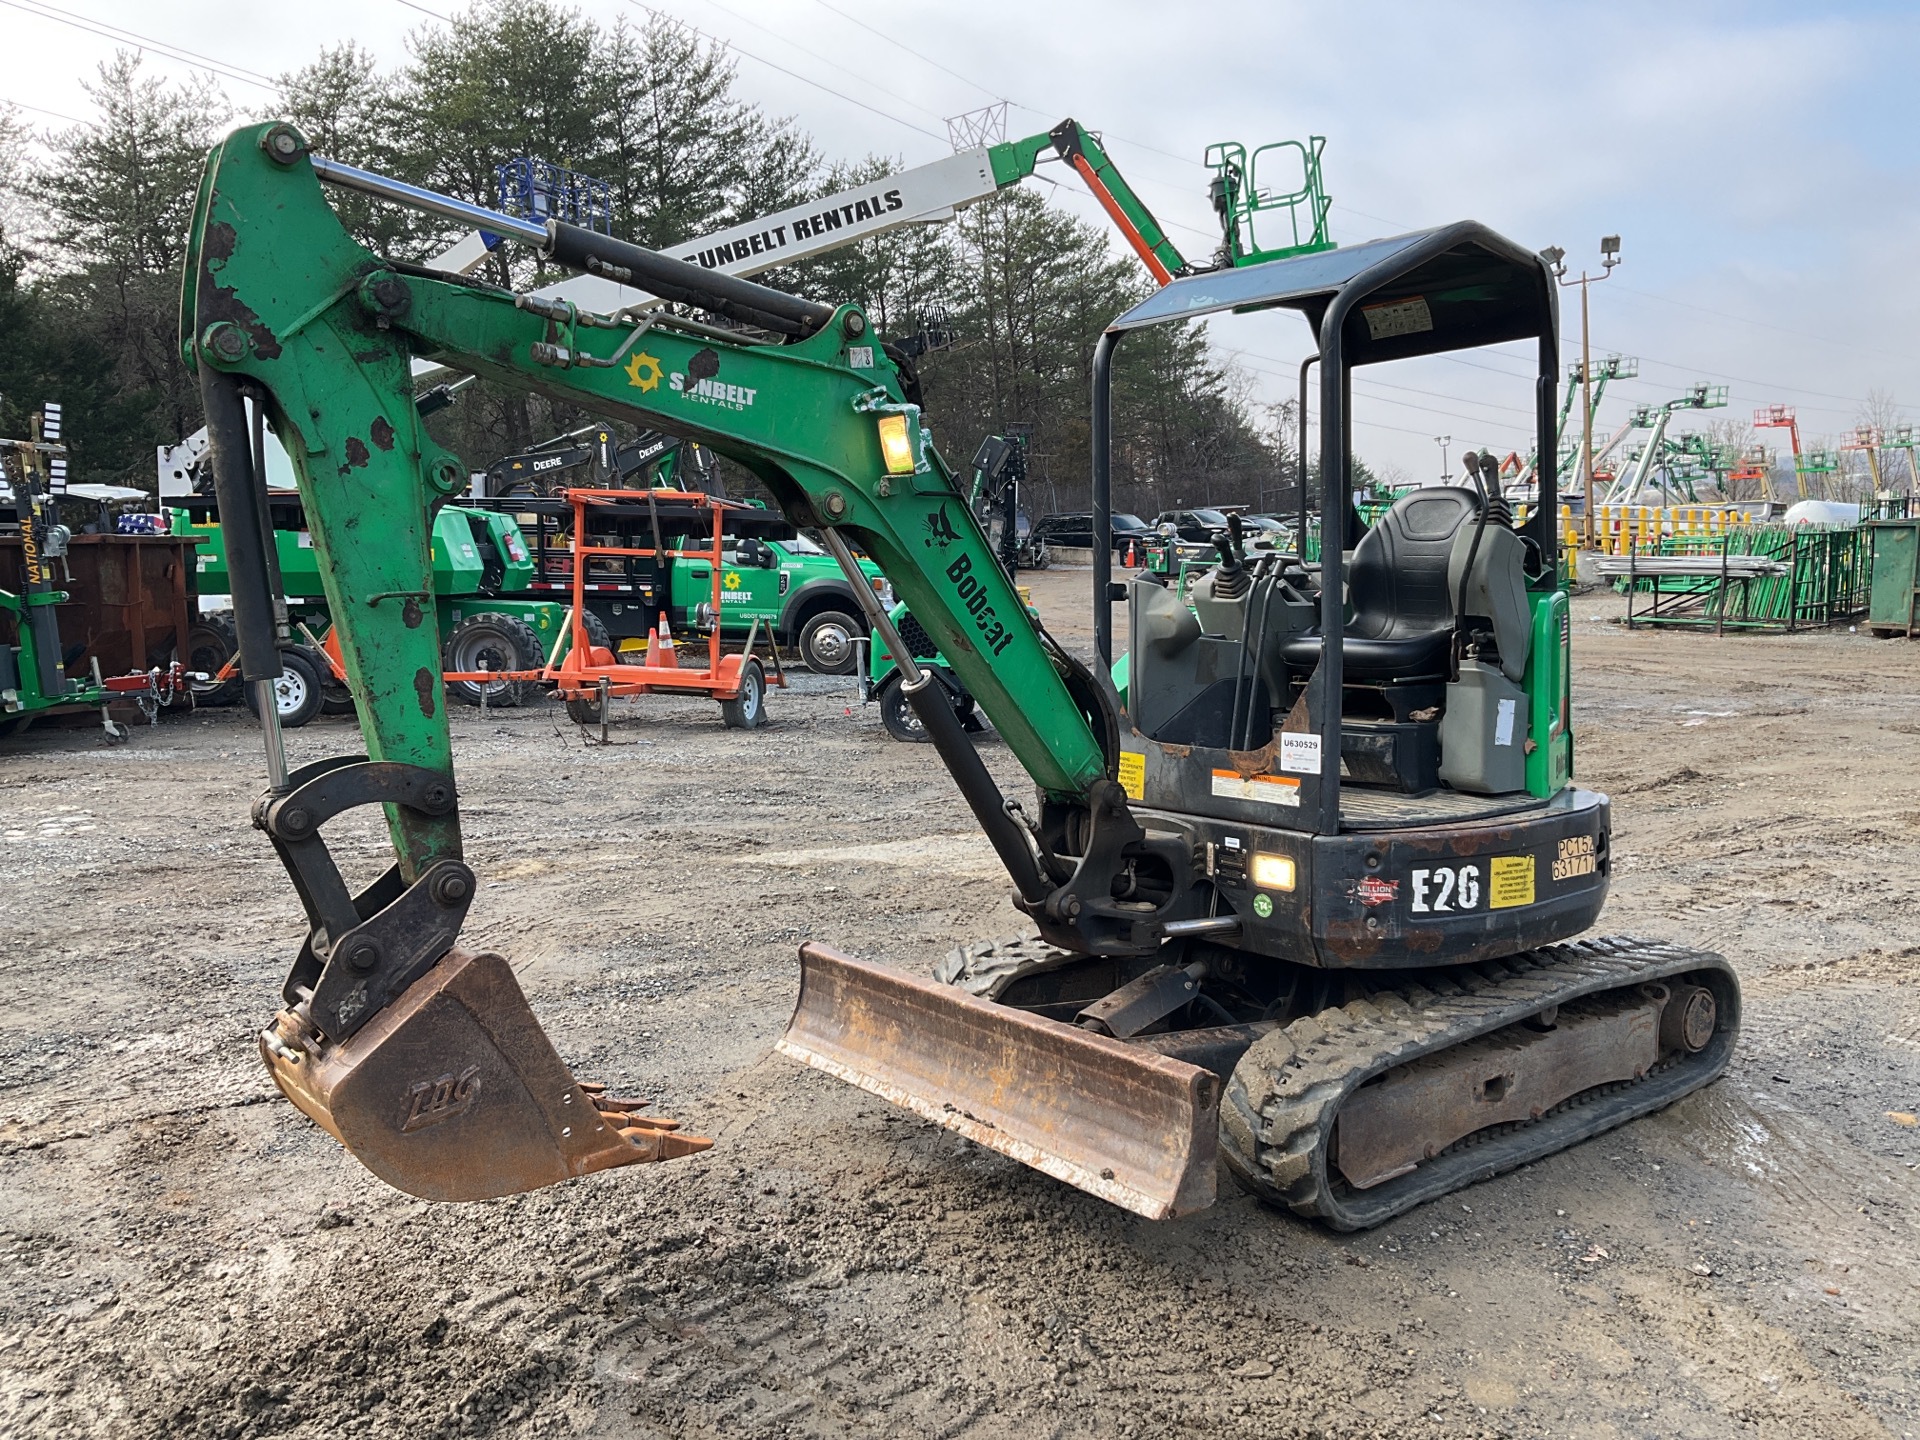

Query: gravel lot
2;572;1917;1439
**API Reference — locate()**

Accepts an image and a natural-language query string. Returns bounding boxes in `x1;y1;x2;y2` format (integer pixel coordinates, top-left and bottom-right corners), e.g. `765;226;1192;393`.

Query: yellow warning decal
1117;751;1146;801
1488;855;1535;909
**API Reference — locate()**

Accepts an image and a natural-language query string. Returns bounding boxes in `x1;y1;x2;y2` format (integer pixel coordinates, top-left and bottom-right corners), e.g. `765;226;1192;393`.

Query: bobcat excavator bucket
261;949;711;1202
778;944;1220;1219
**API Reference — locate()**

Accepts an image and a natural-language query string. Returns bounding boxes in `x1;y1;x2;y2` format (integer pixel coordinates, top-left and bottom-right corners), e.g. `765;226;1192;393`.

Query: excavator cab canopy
1110;221;1555;369
1092;222;1562;836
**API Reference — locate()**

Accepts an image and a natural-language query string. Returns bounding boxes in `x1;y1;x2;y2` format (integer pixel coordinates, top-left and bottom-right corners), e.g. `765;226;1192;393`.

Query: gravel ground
2;573;1917;1440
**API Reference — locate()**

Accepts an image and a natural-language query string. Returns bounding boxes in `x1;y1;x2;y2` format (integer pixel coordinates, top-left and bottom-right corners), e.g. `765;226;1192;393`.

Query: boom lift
186;123;1734;1223
1758;403;1812;503
1600;385;1728;507
490;117;1328;315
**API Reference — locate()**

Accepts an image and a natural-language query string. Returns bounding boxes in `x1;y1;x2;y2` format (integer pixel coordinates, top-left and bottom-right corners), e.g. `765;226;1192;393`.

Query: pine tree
30;55;230;479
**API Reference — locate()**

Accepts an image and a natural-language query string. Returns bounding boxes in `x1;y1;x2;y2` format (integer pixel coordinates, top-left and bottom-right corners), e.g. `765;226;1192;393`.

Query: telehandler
184;122;1735;1224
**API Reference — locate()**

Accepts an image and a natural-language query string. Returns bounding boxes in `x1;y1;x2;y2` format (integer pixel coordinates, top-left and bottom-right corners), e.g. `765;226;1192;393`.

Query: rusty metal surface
778;943;1219;1220
262;949;709;1202
1333;989;1665;1190
0;534;199;677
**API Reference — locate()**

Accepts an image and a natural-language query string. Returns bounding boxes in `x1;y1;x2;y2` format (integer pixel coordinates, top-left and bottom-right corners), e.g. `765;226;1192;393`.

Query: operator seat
1280;487;1481;682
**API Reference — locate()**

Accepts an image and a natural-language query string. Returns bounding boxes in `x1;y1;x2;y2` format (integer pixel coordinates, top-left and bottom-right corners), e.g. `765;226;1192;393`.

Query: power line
1298;194;1919;405
799;2;1224;197
1352;413;1475;443
1590;346;1888;412
1;96;88;125
807;0;1212;181
1226;347;1539;419
1609;281;1920;369
1222;357;1531;442
628;1;946;144
1439;341;1892;422
806;0;998;105
393;0;454;20
0;0;278;92
1331;200;1415;233
693;0;950;128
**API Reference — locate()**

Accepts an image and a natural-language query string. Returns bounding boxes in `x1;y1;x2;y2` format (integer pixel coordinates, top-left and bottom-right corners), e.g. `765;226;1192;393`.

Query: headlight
876;413;916;475
872;577;897;608
1250;854;1296;891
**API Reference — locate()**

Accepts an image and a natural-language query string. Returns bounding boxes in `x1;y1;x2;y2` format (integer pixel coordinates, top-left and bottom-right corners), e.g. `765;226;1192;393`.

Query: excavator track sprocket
1220;935;1739;1231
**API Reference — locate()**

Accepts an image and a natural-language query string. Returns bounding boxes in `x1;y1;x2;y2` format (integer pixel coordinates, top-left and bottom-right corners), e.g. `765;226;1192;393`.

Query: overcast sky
5;0;1917;483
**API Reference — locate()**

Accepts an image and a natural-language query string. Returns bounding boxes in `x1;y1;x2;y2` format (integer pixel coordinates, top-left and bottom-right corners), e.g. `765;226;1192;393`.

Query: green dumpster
1867;518;1920;636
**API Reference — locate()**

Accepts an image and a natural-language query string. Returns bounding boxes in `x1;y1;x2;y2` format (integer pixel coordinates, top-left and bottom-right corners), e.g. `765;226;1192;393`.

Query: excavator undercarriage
785;933;1735;1226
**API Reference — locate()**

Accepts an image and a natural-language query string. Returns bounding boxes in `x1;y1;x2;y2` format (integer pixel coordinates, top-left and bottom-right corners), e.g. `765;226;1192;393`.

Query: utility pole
1435;434;1451;484
1542;236;1621;548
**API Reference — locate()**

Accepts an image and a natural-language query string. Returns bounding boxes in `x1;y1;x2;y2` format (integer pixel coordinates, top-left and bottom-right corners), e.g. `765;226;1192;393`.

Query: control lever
1211;517;1250;600
1461;449;1486;497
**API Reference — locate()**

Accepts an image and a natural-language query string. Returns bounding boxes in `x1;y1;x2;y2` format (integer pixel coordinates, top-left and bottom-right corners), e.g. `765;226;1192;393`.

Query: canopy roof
1109;221;1555;366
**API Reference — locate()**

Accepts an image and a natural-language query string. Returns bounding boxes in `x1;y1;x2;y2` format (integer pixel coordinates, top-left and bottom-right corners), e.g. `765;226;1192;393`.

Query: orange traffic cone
1125;540;1138;568
646;614;680;669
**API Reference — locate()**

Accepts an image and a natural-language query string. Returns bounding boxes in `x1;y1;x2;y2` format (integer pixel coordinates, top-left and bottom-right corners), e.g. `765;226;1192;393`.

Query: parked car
1033;511;1154;551
1237;514;1295;539
1152;508;1235;542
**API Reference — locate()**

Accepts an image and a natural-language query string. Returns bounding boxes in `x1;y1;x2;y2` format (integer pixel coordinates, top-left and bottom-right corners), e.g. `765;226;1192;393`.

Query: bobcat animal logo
923;505;960;549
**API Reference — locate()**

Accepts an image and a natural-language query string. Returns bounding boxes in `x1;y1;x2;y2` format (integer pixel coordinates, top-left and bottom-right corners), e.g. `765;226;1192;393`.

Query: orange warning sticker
1210;769;1301;808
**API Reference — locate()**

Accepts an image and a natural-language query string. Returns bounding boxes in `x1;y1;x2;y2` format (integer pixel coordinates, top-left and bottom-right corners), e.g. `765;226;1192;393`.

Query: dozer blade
260;949;711;1202
778;943;1220;1220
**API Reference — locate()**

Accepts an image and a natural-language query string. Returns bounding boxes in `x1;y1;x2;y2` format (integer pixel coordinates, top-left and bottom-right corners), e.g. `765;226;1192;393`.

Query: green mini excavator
184;122;1735;1225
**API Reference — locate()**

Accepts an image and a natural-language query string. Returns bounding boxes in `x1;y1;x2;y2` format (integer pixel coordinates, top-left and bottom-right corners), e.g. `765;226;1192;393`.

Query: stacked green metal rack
1615;525;1870;631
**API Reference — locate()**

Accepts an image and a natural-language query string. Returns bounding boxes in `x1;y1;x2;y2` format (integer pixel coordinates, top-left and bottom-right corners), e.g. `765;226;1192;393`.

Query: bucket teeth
261;949;710;1201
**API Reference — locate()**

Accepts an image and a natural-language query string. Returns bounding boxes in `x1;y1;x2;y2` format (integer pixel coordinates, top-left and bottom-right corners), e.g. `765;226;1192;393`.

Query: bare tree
1845;388;1905;497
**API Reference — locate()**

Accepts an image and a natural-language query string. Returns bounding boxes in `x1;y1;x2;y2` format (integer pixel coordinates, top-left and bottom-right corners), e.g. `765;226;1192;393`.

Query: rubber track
1218;934;1740;1231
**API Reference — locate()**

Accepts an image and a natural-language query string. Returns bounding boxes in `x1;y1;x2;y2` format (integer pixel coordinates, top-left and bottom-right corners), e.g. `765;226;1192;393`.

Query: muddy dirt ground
4;570;1919;1440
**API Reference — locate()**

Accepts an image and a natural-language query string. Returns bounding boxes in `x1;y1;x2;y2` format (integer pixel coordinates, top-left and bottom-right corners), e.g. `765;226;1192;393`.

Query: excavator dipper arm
186;123;1192;1205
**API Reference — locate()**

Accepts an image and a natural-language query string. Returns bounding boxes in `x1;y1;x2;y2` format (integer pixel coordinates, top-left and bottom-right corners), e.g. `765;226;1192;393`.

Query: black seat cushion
1280;487;1480;683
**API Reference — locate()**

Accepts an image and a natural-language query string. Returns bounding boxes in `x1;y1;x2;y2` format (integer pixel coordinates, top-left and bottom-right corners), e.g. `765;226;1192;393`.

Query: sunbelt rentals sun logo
626;345;757;412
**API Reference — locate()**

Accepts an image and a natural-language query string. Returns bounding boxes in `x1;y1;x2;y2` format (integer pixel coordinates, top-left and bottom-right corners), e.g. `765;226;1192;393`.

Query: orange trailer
545;487;782;729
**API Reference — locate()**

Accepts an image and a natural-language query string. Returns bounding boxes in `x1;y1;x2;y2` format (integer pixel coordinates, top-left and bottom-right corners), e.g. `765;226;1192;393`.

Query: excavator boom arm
187;126;1108;812
183;124;1165;1203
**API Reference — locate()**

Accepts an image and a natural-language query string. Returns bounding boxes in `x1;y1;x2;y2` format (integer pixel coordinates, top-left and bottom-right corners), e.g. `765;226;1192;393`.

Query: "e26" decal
1410;863;1482;913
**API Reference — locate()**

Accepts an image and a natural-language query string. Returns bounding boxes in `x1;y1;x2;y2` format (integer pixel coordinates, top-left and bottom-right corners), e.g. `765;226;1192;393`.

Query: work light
877;413;916;475
1250;854;1296;891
